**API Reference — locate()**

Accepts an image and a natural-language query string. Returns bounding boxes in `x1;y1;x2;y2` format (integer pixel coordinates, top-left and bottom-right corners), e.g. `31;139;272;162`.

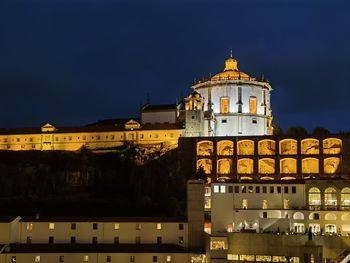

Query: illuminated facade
0;54;273;152
187;136;345;183
187;52;273;137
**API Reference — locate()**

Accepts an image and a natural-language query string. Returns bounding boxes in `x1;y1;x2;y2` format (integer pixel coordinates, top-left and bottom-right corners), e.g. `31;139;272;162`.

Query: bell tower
184;91;205;137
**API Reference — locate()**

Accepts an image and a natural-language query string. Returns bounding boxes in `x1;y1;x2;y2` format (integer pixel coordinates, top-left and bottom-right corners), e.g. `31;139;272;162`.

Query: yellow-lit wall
194;137;343;180
0;129;182;151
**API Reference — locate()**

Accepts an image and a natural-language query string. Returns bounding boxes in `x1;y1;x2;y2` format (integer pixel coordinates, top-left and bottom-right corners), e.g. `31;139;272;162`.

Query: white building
186;53;273;137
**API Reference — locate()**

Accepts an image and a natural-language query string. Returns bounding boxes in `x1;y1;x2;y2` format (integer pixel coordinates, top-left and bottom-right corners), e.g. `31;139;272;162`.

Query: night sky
0;0;349;133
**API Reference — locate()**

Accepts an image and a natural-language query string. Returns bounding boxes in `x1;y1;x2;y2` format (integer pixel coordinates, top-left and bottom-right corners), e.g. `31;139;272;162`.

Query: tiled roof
142;104;177;112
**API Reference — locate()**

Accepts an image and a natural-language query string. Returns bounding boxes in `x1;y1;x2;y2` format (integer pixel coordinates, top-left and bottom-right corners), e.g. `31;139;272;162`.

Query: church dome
211;53;253;81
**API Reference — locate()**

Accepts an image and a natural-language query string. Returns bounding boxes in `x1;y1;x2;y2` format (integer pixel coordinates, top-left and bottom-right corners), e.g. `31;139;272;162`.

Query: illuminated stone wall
188;135;347;181
0;125;182;151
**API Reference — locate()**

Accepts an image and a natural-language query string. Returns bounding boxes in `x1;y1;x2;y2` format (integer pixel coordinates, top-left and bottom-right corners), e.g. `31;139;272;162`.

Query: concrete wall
20;221;187;246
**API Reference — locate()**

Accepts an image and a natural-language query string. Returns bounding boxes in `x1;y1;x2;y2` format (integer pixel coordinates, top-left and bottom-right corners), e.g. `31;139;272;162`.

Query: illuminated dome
211;53;253;81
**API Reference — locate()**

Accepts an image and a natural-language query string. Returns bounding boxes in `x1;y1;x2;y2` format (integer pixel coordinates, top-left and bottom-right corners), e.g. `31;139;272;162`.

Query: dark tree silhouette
285;126;308;136
312;127;330;136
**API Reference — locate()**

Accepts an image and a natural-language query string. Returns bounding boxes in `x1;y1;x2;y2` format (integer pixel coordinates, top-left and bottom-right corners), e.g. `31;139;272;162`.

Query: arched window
325;213;337;221
302;158;319;174
279;139;297;155
324;157;340;174
258;139;276;155
293;212;305;220
280;158;297;174
249;96;257;114
217;140;233;156
325;187;337;210
237;158;254;174
323;138;342;154
237;140;254;155
341;188;350;210
258;158;275;174
220;97;229;113
197;141;213;156
308;187;321;210
301;139;319;154
217;159;232;174
197;159;212;174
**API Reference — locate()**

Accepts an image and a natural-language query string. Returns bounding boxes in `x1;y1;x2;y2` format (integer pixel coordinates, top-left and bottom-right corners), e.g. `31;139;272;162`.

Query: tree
272;124;283;135
195;166;208;183
285;126;308;136
312;127;330;136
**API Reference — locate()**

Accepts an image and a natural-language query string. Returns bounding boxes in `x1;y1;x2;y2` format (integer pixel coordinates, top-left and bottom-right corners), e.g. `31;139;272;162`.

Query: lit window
213;185;219;193
220;185;226;193
248;186;253;193
26;223;33;230
136;223;141;230
167;256;171;262
11;256;16;263
220;97;229;113
83;255;89;262
262;200;268;209
35;256;41;262
242;199;248;209
114;223;120;230
284;199;290;209
49;223;55;230
249;96;257;114
156;223;162;230
204;197;211;209
227;254;239;260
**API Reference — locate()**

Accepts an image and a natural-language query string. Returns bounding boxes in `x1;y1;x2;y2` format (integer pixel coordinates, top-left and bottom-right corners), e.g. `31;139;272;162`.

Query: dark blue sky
0;0;349;133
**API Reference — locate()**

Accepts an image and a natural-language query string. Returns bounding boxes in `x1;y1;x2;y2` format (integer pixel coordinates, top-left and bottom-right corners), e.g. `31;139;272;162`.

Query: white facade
209;181;350;236
188;54;273;137
19;219;187;246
